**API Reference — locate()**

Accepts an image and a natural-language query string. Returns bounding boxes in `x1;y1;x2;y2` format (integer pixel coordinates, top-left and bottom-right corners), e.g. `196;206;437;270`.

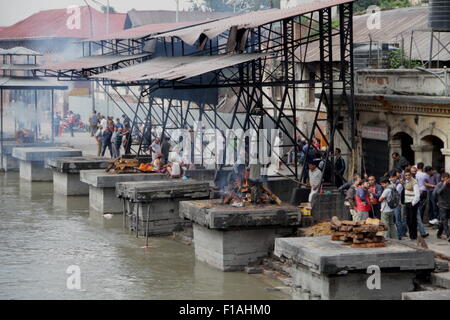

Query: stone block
402;290;450;300
19;160;53;182
53;171;89;196
431;272;450;289
12;147;82;161
193;224;295;272
47;156;109;173
180;199;301;230
274;236;435;275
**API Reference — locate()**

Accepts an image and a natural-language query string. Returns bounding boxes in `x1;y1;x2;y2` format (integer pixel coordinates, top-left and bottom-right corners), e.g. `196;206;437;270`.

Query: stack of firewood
330;216;387;248
105;157;139;174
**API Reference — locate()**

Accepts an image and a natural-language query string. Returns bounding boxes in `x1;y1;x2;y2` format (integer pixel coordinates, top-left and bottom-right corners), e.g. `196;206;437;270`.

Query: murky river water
0;172;290;300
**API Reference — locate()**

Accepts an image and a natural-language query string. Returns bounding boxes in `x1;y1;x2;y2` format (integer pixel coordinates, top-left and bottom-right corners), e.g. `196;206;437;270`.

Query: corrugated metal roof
35;54;150;71
154;0;354;45
0;46;42;56
83;21;199;42
91;53;268;82
124;9;234;29
303;5;450;62
0;64;38;71
0;77;68;89
0;6;126;40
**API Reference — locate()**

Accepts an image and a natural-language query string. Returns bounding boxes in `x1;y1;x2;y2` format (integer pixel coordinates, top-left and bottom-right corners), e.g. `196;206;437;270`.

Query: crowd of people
338;152;450;242
88;111;131;158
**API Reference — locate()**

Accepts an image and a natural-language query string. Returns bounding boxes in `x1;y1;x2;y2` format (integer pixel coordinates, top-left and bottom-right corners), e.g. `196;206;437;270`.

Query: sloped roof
91;53;268;82
304;5;450;62
36;54;150;71
84;21;199;42
0;77;68;90
0;46;42;55
154;0;354;45
0;6;126;40
124;9;234;29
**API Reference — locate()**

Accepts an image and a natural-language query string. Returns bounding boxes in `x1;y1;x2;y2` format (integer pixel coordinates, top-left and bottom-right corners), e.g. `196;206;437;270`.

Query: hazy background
0;0;192;26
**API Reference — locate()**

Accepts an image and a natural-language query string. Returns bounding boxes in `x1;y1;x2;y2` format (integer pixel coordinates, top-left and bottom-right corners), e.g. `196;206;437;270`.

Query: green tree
189;0;280;12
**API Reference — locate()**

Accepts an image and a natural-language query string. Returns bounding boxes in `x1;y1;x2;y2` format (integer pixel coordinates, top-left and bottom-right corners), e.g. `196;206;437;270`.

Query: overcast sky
0;0;193;26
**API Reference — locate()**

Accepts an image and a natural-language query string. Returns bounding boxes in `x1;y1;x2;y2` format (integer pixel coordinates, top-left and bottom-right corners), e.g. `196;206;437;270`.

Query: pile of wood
222;173;282;207
105;157;139;174
330;216;387;248
15;129;35;143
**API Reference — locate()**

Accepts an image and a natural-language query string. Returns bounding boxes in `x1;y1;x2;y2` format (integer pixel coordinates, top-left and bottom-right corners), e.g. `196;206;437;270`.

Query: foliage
101;5;117;13
388;49;422;69
188;0;280;12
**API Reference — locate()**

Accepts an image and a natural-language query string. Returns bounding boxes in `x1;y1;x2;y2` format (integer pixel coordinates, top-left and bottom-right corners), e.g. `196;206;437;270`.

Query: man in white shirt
150;138;162;161
402;169;421;240
94;125;104;157
100;116;108;131
308;160;323;202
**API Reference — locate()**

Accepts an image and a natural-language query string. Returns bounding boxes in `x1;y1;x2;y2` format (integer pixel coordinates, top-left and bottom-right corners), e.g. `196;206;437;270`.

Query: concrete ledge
80;170;167;188
180;199;301;230
402;290;450;300
12;147;82;161
47;156;110;173
116;180;210;201
274;236;435;275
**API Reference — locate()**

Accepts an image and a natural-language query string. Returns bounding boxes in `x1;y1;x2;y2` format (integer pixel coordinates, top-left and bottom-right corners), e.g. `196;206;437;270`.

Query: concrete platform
116;180;210;236
274;236;435;300
47;157;110;196
80;170;168;214
12;147;82;182
0;142;64;171
402;290;450;300
180;199;301;272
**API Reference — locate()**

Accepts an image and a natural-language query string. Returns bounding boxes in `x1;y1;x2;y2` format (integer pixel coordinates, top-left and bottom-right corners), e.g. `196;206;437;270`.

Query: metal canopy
153;0;354;45
0;77;68;90
35;54;151;72
0;46;42;56
91;53;268;82
83;21;200;42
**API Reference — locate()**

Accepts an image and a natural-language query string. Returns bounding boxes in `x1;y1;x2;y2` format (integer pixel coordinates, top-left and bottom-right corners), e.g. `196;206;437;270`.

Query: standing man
94;125;103;157
308;160;322;203
53;112;61;138
114;128;123;158
403;169;421;240
435;172;450;241
334;148;346;188
415;163;430;238
150;137;162;161
67;111;75;137
379;177;398;239
392;152;409;171
161;136;171;165
390;170;407;240
115;118;124;130
368;175;382;219
89;111;98;137
101;127;113;158
354;179;371;221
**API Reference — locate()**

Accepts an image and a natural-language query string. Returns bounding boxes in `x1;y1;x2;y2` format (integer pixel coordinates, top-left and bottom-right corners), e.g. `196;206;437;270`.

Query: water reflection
0;172;290;300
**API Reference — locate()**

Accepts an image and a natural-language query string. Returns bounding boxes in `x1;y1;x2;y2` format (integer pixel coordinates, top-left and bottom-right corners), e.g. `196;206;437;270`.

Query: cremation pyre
222;171;282;207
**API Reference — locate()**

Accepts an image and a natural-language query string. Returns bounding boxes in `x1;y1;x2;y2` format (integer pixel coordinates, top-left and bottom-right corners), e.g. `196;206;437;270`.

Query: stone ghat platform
116;180;210;236
179;199;301;272
1;142;64;171
46;157;110;196
274;236;435;300
80;170;168;214
12;147;82;181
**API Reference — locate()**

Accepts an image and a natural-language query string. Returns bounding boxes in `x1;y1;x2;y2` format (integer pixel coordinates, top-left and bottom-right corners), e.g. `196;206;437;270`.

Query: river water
0;172;290;300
